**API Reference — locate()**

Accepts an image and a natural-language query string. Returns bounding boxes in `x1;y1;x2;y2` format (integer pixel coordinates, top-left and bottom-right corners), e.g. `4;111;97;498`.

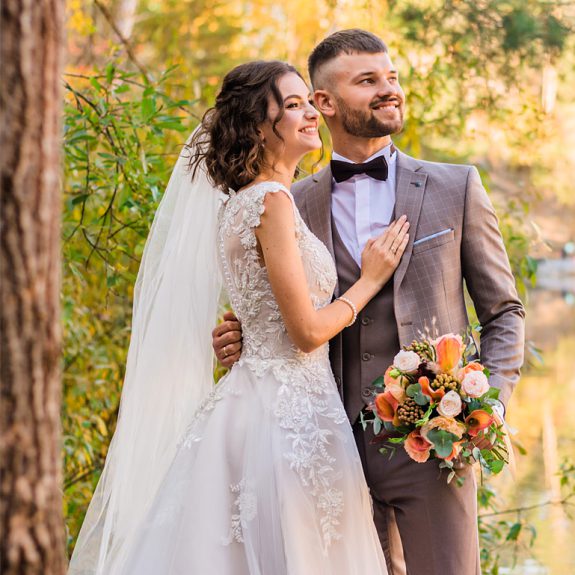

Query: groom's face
314;52;405;138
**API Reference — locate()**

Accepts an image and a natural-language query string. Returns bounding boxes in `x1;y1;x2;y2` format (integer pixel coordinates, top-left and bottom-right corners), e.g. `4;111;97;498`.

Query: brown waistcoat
331;220;400;423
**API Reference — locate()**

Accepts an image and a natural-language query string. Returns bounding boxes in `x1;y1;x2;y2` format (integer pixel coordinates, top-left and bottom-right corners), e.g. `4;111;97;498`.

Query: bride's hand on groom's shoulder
212;311;242;368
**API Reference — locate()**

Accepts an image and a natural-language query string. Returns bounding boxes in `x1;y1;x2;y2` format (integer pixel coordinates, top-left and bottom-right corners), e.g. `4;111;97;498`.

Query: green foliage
477;458;575;572
62;65;195;550
426;428;459;458
477;483;537;574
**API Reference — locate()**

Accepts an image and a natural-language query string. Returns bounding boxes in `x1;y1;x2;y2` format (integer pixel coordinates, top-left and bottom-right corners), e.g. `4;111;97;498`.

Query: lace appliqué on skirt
222;479;257;545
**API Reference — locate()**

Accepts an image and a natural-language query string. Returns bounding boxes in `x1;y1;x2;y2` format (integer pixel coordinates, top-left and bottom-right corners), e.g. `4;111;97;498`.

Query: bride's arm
256;190;409;353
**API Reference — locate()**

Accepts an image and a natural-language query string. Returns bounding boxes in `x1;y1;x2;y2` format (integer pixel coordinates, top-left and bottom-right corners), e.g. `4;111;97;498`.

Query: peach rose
437;390;463;418
404;429;433;463
385;381;407;404
435;334;464;372
393;350;421;373
457;362;484;379
421;415;466;442
384;365;409;388
461;371;490;398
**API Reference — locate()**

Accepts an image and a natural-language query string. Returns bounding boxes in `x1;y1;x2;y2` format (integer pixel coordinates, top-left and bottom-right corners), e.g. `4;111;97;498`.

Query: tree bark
0;1;66;574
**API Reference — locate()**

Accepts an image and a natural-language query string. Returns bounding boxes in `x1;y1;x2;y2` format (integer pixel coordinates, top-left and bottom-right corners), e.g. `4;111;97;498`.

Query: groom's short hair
308;29;388;88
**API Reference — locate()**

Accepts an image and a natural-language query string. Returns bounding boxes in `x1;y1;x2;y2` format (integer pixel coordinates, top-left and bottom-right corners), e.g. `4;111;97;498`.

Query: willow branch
93;0;150;82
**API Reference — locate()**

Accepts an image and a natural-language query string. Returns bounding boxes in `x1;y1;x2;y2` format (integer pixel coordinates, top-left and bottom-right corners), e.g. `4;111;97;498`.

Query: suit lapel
301;154;426;294
304;166;336;261
393;151;428;295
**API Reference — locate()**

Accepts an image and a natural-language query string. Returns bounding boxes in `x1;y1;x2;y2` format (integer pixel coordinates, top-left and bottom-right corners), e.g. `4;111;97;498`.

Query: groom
213;29;525;575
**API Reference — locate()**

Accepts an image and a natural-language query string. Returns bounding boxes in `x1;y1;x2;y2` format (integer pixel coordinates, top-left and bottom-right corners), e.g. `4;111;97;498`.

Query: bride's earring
257;128;265;149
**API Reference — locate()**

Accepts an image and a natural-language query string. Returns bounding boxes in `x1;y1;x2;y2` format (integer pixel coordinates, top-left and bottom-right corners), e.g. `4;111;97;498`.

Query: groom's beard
335;95;404;138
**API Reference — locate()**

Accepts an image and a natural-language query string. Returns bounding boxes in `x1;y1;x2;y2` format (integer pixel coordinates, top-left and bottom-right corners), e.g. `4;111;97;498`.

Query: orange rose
435;334;464;372
404;429;433;463
465;410;494;437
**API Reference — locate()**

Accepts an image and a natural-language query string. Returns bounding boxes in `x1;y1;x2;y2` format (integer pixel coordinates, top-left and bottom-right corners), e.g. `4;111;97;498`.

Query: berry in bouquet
363;333;512;484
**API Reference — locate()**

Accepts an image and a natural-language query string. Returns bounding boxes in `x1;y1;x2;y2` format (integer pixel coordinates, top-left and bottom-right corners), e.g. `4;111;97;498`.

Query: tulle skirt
117;359;387;575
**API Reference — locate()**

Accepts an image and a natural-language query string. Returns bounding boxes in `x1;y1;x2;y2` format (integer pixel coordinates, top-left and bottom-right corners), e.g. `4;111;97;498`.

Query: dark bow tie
330;155;389;183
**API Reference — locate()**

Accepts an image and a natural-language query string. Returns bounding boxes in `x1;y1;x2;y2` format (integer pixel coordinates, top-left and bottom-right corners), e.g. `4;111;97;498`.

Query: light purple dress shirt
331;143;397;267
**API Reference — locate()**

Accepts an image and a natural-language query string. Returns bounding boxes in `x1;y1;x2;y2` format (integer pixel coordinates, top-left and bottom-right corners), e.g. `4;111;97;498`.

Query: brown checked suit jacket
292;150;525;410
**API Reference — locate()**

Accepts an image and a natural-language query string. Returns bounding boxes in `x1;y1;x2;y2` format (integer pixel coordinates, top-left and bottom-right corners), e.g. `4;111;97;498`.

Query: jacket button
361;317;371;326
362;388;373;398
362;352;371;361
335;376;341;385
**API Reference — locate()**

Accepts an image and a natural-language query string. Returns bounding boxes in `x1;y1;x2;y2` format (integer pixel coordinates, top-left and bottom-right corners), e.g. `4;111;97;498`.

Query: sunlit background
61;1;575;573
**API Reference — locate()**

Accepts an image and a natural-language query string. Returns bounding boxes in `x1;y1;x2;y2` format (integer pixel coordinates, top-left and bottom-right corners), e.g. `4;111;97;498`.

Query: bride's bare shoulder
258;188;295;227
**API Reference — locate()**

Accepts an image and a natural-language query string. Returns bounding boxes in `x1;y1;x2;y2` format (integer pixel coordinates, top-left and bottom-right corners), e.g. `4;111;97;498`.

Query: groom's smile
370;96;402;122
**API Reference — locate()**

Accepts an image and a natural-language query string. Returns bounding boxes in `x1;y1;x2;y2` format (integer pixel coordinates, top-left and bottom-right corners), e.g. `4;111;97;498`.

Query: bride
68;60;409;575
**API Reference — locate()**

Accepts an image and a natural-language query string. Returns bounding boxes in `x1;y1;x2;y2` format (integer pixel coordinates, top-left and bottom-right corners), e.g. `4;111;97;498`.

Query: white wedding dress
113;182;387;574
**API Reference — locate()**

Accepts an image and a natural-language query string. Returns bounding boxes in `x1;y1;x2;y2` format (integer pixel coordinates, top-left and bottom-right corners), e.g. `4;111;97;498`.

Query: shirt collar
331;142;397;166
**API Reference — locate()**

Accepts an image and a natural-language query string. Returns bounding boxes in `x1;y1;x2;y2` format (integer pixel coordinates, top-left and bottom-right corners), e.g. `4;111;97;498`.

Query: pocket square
413;228;453;246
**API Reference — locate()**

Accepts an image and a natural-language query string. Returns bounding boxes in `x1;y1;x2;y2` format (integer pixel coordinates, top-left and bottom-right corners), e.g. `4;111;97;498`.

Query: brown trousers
353;422;481;575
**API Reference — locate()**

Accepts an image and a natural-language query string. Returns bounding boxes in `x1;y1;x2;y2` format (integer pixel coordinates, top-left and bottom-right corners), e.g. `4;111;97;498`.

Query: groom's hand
212;311;242;368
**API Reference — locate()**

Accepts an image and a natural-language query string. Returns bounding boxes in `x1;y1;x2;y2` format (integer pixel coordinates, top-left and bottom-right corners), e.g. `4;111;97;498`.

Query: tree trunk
0;1;66;574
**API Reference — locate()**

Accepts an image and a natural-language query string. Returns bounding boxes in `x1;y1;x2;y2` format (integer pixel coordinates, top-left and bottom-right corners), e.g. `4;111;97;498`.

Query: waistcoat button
361;317;371;326
362;352;371;361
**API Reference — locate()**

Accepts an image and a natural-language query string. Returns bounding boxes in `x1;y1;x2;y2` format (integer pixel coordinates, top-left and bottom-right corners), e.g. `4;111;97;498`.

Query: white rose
393;350;421;373
437;390;463;418
462;371;490;398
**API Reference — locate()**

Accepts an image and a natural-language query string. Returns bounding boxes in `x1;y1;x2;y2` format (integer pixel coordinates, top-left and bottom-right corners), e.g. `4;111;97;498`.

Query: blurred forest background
61;1;575;573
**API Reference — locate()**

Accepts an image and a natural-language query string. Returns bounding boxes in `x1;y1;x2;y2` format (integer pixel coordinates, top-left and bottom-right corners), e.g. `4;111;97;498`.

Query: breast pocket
412;228;455;255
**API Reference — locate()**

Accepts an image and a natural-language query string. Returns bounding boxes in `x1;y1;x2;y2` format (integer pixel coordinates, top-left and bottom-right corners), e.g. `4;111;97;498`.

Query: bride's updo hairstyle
188;60;303;193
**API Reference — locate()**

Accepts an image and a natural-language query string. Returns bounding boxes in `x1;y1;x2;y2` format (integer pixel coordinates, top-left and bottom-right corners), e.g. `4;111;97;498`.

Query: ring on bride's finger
223;345;229;358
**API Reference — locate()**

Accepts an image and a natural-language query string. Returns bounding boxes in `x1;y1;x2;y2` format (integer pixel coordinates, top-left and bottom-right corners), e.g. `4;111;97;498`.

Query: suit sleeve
461;166;525;408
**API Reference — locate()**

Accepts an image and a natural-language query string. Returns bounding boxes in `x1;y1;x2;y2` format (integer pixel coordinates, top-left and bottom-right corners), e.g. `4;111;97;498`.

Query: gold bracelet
337;296;358;327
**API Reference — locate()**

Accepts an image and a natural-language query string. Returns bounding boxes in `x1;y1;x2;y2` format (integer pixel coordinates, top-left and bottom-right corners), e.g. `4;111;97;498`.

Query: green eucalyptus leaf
426;428;458;458
406;383;421;398
414;390;430;406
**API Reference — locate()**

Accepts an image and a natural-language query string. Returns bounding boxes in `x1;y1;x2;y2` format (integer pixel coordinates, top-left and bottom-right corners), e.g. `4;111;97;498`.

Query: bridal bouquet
364;333;510;483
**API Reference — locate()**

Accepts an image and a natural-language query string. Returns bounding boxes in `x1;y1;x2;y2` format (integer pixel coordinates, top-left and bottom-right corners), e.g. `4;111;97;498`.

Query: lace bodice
217;182;337;369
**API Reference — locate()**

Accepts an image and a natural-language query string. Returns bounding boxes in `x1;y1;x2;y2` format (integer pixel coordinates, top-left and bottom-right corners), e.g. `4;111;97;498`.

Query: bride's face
259;72;321;162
